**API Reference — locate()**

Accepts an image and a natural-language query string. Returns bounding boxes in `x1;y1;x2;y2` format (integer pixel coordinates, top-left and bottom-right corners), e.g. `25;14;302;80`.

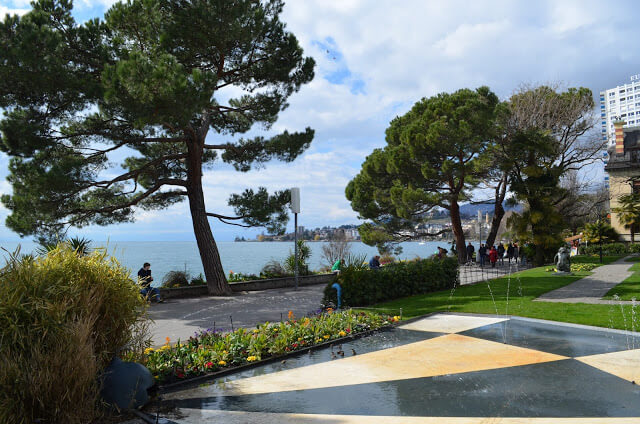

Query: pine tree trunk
186;139;233;296
485;173;507;248
449;200;467;263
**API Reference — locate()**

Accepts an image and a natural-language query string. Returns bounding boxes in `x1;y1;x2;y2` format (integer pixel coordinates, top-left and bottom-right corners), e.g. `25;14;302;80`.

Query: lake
0;240;475;287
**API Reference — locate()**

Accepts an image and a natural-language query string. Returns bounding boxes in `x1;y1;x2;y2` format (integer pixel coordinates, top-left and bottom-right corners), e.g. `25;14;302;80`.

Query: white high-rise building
600;73;640;188
600;74;640;149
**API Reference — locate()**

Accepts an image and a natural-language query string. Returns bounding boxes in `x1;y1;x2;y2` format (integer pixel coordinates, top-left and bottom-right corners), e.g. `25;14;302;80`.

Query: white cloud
0;5;29;16
1;0;639;241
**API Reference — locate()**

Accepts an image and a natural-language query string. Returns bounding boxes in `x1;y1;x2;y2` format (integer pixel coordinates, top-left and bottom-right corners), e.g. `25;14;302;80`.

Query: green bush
190;273;206;285
0;245;149;424
161;269;190;287
322;257;459;307
580;243;634;256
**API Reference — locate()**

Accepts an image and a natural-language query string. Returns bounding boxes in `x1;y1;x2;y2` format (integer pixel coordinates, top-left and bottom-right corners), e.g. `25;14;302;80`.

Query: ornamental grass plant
143;309;394;383
0;245;150;424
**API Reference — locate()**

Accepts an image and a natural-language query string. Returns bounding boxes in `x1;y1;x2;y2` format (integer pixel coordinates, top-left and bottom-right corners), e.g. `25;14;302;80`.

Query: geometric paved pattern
162;314;640;423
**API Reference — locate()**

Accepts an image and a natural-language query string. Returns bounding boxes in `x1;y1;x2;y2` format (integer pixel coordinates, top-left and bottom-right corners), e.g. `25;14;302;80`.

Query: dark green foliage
284;239;311;275
322;257;458;307
0;0;315;294
347;87;499;262
161;270;190;287
498;86;598;266
582;220;619;244
190;273;206;285
579;243;640;256
260;259;288;278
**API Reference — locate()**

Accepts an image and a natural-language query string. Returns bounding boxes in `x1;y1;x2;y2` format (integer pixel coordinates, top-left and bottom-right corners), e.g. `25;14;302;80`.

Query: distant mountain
458;202;522;219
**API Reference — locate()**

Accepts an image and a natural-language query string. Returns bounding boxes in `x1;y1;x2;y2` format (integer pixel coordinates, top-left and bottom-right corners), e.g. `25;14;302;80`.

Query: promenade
148;262;525;346
536;256;636;304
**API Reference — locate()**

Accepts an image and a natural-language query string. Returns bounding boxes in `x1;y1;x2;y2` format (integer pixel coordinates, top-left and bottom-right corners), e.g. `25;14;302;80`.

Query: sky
1;0;640;242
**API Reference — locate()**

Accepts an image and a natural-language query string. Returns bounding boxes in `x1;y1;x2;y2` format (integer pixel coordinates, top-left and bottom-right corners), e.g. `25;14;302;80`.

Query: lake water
0;240;474;287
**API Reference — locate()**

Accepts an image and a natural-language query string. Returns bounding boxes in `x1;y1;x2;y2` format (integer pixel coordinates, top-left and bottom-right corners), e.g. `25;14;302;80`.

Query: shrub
321;232;351;268
261;259;288;278
285;240;312;275
322;257;459;307
161;270;190;287
190;273;206;285
580;243;632;256
0;245;149;424
228;271;259;282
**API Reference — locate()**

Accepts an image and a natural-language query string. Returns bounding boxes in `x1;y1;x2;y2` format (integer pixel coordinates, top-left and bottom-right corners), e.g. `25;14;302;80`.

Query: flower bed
545;263;598;273
141;310;397;384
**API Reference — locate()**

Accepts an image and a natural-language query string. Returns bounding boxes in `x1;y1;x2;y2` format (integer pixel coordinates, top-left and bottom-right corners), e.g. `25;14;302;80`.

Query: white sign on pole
291;187;301;213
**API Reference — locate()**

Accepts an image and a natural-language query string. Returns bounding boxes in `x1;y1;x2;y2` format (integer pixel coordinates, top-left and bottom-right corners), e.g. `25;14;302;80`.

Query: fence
458;258;533;286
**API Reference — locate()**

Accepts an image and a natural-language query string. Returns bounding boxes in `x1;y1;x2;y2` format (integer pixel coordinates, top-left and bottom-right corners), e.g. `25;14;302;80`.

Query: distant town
235;208;512;242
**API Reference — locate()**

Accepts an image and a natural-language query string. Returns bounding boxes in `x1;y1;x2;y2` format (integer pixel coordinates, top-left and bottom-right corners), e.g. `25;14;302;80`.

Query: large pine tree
0;0;315;294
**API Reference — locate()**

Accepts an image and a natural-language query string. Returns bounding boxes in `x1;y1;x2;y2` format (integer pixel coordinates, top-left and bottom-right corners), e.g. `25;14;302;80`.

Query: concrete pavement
536;256;636;304
147;284;327;346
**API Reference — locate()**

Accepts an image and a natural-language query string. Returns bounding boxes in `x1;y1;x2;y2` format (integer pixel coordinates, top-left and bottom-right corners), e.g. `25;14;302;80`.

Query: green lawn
367;255;638;331
604;261;640;300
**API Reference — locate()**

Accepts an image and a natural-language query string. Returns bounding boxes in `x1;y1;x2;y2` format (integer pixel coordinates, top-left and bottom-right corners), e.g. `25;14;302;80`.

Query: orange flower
288;310;295;320
165;336;171;345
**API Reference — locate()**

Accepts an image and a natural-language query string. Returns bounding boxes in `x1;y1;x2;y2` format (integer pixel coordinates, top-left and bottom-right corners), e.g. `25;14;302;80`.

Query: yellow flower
222;350;228;354
338;331;346;337
247;356;258;362
297;337;303;341
393;315;401;322
160;345;171;351
252;329;259;333
144;347;155;355
323;335;330;339
218;360;227;366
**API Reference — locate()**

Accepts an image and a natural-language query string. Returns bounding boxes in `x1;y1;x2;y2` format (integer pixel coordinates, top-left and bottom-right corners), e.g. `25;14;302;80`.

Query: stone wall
159;273;335;299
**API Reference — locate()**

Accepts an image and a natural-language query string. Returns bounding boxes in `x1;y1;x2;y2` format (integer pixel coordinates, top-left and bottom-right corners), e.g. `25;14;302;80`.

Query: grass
625;256;640;262
604;261;640;301
367;255;639;332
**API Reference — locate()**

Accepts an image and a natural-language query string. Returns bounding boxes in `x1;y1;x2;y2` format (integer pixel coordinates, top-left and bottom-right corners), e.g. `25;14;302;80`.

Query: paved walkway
535;256;636;304
148;285;327;346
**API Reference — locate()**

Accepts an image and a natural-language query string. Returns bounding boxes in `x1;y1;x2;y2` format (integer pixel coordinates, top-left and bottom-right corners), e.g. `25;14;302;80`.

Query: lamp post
291;187;301;290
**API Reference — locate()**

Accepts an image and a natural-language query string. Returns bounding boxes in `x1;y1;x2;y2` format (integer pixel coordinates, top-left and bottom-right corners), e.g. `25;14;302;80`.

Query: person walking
489;246;498;268
507;243;514;263
466;242;475;265
478;243;487;267
138;262;163;303
497;244;505;265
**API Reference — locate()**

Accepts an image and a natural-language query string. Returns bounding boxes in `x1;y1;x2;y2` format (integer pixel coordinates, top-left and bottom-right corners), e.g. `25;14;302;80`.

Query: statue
554;246;571;273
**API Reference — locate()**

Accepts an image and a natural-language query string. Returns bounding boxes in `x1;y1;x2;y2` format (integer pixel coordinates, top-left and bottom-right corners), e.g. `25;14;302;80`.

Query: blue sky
0;0;639;242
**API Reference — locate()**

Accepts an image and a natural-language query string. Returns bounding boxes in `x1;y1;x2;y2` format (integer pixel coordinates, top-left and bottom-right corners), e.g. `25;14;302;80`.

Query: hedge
579;243;640;256
322;257;459;307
